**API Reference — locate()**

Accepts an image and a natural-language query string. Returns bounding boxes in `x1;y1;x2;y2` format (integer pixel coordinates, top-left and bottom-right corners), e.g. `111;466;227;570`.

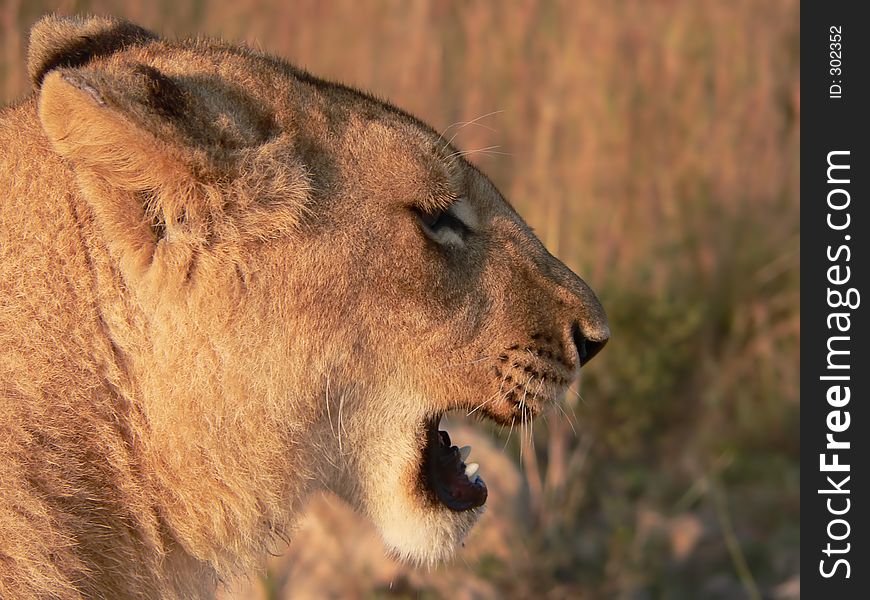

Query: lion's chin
374;415;489;564
346;411;487;565
373;487;483;566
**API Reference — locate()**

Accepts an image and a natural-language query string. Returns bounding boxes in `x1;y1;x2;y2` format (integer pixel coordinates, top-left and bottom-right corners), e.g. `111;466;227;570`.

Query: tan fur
0;15;609;599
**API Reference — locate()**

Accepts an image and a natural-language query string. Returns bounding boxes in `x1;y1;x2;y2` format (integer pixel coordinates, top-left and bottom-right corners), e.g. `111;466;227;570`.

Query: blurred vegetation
1;0;800;598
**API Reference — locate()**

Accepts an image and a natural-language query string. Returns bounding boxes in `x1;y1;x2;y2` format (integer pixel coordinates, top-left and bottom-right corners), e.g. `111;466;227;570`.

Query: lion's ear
37;55;277;283
28;15;158;86
39;58;276;195
39;66;200;197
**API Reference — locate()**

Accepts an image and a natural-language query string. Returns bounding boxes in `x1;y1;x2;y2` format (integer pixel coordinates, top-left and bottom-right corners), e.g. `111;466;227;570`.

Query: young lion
0;15;609;599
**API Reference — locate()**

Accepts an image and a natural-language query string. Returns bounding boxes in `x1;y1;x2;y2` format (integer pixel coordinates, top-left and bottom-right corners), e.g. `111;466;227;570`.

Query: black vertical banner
802;2;869;597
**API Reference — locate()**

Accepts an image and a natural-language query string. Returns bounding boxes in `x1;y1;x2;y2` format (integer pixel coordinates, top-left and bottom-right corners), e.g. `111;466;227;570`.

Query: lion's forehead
198;46;468;176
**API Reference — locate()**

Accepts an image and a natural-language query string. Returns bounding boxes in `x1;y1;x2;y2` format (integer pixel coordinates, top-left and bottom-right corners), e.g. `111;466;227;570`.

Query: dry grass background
1;1;800;598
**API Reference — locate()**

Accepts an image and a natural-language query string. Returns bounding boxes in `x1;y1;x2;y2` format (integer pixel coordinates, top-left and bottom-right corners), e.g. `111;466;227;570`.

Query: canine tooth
459;446;471;461
465;463;479;477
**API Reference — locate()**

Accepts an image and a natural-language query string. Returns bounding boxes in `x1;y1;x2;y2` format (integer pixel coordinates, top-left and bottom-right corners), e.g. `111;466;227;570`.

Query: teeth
465;462;479;477
459;446;472;461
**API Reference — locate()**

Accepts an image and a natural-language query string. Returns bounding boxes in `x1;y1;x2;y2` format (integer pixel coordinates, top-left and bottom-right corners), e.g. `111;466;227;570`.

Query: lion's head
33;15;608;571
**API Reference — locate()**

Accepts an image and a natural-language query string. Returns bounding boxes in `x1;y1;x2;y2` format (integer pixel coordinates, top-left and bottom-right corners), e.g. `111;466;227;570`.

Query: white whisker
519;400;525;464
467;368;511;416
439;109;505;151
503;416;516;452
566;384;588;406
555;399;578;438
337;392;346;454
474;150;513;157
466;390;499;417
518;375;533;463
532;378;547;452
533;376;546;399
325;373;336;441
448;145;506;160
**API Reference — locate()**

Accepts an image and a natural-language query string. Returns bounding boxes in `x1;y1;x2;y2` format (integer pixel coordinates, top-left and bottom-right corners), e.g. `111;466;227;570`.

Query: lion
0;15;609;599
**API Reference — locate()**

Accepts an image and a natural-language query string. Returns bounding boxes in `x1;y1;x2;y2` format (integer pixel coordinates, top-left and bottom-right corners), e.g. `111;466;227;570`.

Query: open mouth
420;415;487;512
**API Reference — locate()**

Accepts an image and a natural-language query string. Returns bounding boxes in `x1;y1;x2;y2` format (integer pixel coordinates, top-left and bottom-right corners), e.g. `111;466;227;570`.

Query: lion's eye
419;209;463;233
414;199;475;247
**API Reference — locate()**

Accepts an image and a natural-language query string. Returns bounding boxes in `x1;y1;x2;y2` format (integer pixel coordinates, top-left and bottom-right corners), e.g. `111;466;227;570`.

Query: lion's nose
571;321;609;367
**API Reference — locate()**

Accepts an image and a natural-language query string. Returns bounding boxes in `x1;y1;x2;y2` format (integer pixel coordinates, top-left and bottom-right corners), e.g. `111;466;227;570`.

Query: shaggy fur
0;15;609;599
